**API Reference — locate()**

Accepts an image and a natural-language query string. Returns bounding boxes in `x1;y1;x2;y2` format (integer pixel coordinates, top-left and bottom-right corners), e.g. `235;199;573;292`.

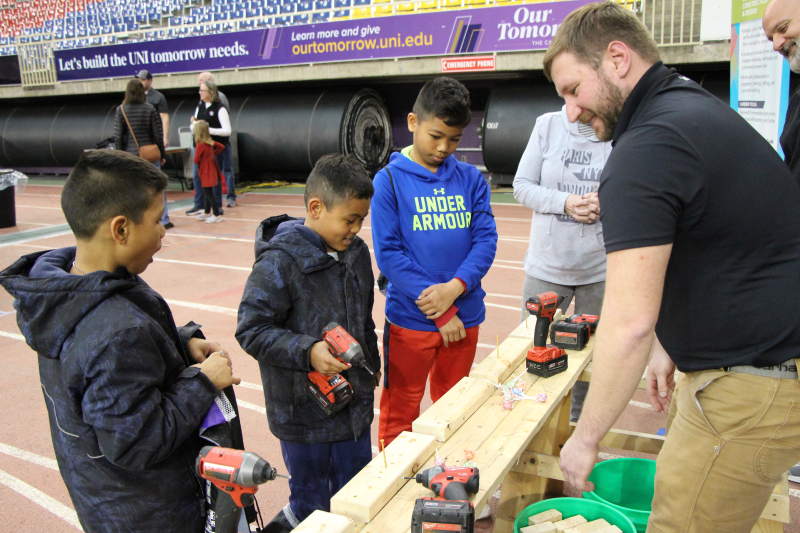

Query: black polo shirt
599;62;800;371
145;88;168;115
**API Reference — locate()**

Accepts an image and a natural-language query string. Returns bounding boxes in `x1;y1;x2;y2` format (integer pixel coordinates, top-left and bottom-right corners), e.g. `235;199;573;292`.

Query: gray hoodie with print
513;106;611;285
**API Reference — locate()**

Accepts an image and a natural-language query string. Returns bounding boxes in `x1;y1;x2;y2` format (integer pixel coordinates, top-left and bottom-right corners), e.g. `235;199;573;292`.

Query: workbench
294;318;790;533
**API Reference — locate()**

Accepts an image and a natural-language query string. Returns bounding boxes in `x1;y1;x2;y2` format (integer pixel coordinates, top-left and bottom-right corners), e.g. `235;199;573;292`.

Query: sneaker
162;222;174;230
196;213;209;220
205;215;223;224
789;463;800;483
218;209;224;216
227;198;236;208
186;208;203;216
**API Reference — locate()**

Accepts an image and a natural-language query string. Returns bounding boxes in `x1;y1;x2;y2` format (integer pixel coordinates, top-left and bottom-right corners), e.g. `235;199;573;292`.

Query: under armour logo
433;188;445;195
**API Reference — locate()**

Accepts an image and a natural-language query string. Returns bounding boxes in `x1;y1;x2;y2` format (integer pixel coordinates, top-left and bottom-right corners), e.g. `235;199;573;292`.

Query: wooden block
553;515;587;531
528;509;562;525
470;336;533;384
563;520;611;533
294;510;354;533
508;316;538;341
591;527;622;533
522;522;557;533
412;377;495;442
330;431;436;524
580;362;646;389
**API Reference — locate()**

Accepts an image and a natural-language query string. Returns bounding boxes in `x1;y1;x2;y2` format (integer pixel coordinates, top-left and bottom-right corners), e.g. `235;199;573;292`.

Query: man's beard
781;39;800;74
578;71;627;142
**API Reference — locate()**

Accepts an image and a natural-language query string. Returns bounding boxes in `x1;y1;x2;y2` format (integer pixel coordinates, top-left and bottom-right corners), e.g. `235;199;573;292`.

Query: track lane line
164;300;238;317
0;469;83;530
154;258;252;272
0;443;58;471
0;330;25;341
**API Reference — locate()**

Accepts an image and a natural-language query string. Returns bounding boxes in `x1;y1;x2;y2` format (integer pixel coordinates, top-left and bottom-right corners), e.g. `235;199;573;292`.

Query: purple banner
54;1;589;82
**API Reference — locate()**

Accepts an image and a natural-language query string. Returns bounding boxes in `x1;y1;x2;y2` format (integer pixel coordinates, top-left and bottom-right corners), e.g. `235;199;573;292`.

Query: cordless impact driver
196;446;289;533
525;292;568;378
407;465;480;533
307;322;377;416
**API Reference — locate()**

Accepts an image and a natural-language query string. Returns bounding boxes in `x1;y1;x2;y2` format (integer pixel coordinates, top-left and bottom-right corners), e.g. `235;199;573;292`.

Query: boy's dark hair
62;150;168;240
412;77;472;129
304;154;374;209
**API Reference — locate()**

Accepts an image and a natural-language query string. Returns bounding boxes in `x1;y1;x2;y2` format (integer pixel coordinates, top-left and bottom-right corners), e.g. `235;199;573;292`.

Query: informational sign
731;0;790;154
441;55;495;72
53;0;591;81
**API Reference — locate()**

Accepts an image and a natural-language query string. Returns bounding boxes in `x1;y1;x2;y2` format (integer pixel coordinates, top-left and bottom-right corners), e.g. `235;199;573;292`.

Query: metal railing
11;0;705;87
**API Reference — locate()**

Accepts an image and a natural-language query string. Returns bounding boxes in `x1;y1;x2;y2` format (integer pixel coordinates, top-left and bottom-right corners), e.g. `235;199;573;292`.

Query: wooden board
596;428;665;455
330;431;437;524
469;336;534;384
579;362;647;389
294;510;355;533
412;376;496;442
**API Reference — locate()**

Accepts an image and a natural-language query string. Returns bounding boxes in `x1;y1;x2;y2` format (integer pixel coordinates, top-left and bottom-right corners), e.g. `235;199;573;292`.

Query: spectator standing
193;120;225;224
187;72;231;215
114;79;173;229
195;77;236;209
137;70;169;149
513;105;610;422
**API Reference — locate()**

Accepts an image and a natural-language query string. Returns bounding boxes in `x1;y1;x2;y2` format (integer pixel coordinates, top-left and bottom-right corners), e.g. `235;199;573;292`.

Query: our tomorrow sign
54;0;590;81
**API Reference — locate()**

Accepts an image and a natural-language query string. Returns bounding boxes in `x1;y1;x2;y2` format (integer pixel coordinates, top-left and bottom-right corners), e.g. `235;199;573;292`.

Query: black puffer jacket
0;247;217;533
114;102;165;159
236;216;380;443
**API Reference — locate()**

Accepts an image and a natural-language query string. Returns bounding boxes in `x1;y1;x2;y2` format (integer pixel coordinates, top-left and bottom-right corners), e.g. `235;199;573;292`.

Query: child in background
193;120;224;224
371;77;498;446
236;154;380;532
0;150;239;533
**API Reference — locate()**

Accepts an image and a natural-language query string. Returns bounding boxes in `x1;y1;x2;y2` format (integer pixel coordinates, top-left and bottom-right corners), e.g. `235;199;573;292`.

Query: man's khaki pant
647;368;800;533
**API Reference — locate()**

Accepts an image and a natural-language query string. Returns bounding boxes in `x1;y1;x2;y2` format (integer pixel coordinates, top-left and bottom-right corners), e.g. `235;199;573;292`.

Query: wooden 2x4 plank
330;431;437;524
412;376;496;442
294;510;355;533
469;336;534;384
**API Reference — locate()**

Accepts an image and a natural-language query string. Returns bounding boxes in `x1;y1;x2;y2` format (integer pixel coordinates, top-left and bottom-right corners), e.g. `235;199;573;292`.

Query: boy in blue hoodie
372;78;498;446
236;154;379;531
0;150;239;533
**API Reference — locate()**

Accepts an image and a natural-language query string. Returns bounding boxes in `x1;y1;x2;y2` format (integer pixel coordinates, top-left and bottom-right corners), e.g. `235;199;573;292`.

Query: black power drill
407;466;480;533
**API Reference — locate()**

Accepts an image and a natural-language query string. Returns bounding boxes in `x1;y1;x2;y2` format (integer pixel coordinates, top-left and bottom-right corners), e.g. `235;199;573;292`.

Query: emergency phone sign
440;55;495;73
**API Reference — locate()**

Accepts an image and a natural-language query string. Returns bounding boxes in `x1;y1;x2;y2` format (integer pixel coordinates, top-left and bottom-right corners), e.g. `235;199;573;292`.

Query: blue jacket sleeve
80;327;217;470
371;169;439;301
235;253;318;371
454;171;498;292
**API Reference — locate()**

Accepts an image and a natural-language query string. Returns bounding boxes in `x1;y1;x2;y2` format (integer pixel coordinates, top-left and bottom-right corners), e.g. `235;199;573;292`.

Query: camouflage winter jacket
236;215;380;443
0;247;217;533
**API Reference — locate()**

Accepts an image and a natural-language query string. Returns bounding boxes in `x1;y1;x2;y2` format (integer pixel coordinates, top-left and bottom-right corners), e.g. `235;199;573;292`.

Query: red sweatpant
378;322;480;446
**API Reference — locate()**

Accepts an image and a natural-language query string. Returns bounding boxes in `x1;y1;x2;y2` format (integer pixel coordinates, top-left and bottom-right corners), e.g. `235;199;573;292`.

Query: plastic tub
583;458;656;533
514;497;636;533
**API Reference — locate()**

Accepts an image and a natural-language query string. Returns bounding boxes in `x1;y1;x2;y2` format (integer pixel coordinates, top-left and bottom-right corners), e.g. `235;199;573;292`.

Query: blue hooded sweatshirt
372;151;498;332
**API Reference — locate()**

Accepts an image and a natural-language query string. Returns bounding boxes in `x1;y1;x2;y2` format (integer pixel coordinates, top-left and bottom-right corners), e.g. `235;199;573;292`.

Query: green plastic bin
513;497;636;533
583;458;656;533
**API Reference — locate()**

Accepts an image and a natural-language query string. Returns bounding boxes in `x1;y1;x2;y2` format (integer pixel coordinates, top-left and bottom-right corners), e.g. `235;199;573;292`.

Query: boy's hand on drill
310;341;351;376
439;315;466;347
417;279;464;319
196;352;241;389
186;338;224;364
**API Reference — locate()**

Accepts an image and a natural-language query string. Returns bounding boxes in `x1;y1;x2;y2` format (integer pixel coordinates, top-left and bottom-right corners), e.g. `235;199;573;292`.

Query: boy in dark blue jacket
372;78;498;446
236;154;379;530
0;151;239;533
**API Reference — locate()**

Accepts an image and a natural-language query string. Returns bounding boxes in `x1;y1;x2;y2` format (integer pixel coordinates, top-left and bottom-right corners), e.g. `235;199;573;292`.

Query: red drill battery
411;498;474;533
526;351;568;378
307;371;352;416
550;322;590;351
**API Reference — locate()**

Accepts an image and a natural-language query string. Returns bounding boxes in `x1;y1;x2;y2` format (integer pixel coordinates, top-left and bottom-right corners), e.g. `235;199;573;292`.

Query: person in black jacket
544;3;800;533
236;154;379;531
0;150;240;533
115;79;174;229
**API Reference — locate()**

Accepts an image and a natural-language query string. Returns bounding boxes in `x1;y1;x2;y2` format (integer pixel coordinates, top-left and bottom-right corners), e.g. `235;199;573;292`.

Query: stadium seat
312;11;329;20
373;3;391;15
263;5;277;15
292;13;308;22
256;17;272;26
274;14;290;23
332;8;349;17
352;6;369;17
419;1;438;10
280;4;295;13
397;2;415;12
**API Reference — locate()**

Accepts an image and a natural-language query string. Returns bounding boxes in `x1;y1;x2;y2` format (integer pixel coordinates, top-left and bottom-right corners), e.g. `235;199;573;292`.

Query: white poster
735;19;788;151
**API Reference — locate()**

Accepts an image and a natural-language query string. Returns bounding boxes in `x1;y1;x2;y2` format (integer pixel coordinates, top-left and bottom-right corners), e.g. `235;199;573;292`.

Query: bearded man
544;3;800;532
764;0;800;184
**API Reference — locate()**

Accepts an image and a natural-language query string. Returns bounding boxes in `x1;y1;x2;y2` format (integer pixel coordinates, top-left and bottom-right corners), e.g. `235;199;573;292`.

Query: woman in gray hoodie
513;105;611;420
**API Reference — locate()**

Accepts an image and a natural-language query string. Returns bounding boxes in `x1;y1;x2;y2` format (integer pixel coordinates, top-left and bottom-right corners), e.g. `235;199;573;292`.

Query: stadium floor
0;180;796;532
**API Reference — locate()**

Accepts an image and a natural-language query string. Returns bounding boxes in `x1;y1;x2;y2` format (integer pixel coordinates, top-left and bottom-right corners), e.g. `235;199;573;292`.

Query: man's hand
196;352;240;390
565;194;600;224
164;138;170;148
190;116;197;124
310;341;350;376
646;338;677;413
186;337;223;364
439;315;466;347
559;433;599;492
417;279;464;319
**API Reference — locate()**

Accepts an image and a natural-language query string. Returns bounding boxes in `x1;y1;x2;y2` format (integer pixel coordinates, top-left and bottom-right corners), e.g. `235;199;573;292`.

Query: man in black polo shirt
543;3;800;532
